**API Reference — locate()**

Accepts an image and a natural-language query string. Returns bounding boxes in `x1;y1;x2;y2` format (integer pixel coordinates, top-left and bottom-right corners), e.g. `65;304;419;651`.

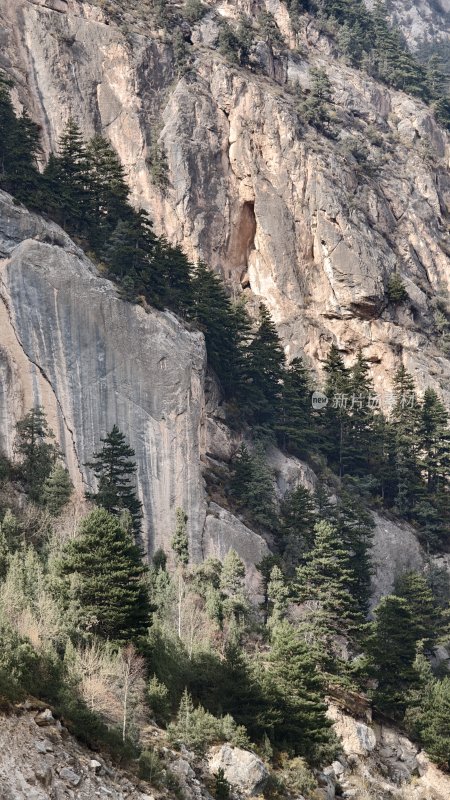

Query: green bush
183;0;206;23
138;749;165;785
147;675;171;725
386;273;408;304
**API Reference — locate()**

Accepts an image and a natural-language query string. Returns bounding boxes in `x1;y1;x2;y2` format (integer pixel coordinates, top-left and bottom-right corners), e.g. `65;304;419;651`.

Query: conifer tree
85;425;142;535
264;620;332;762
0;73;42;206
61;507;150;641
413;677;450;769
334;489;374;616
230;444;277;530
321;344;351;476
296;520;364;666
44;117;90;231
15;407;58;502
43;464;73;515
189;262;249;399
277;357;312;456
395;571;439;653
172;508;189;567
172;508;189;639
365;595;419;718
85;134;130;247
267;565;289;626
280;485;317;573
418;388;449;495
245;304;285;429
220;549;247;623
346;349;379;477
390;365;422;517
299;68;334;134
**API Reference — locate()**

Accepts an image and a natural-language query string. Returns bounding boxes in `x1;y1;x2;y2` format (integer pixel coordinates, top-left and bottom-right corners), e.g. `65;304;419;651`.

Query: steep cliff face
2;0;448;404
0;0;448;562
380;0;450;49
0;191;207;559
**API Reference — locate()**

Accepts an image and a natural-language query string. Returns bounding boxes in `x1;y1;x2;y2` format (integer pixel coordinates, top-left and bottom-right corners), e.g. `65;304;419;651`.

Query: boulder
328;705;377;757
208;745;269;796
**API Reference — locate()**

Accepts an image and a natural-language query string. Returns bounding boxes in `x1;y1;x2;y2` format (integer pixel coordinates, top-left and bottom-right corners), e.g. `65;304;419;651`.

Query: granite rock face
208;745;270;796
1;0;449;406
0;192;206;558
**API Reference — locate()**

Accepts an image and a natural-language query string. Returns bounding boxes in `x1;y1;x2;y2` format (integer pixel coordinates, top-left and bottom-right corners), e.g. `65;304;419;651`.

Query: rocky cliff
0;0;449;566
0;190;207;559
2;0;448;403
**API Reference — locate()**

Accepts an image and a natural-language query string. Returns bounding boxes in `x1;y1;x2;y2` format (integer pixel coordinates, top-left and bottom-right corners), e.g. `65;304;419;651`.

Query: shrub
147;675;171;725
183;0;206;23
386;273;408;304
138;749;165;785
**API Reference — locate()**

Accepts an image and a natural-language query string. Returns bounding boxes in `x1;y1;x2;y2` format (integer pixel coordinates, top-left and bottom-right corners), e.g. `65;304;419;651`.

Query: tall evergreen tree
245;304;286;429
44;117;90;231
61;507;150;641
263;621;332;762
395;571;439;653
277;357;313;456
280;485;317;573
85;425;142;535
296;520;364;667
0;73;42;206
15;407;58;503
85;134;130;247
334;489;375;616
346;349;379;477
230;443;277;530
321;344;351;476
189;262;249;399
365;595;419;719
390;365;422;518
43;463;73;515
171;508;189;567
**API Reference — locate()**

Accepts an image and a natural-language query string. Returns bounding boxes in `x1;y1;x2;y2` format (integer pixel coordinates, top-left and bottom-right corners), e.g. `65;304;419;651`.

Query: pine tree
172;508;189;567
230;443;277;530
365;595;419;719
280;485;317;573
220;549;247;623
296;520;364;666
395;571;439;652
189;262;249;399
85;425;142;535
390;365;422;518
258;11;285;49
414;677;450;769
299;68;333;134
0;74;42;206
230;443;253;501
267;565;289;626
157;240;193;315
346;349;379;478
277;357;313;457
15;407;58;502
418;388;449;495
264;621;332;762
43;464;73;515
44;117;90;231
321;344;351;476
85;134;130;248
245;304;286;429
334;489;374;616
61;507;149;641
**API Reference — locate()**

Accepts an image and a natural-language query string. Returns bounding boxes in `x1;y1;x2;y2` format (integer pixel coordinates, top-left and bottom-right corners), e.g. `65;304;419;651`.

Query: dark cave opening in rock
227;201;256;287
